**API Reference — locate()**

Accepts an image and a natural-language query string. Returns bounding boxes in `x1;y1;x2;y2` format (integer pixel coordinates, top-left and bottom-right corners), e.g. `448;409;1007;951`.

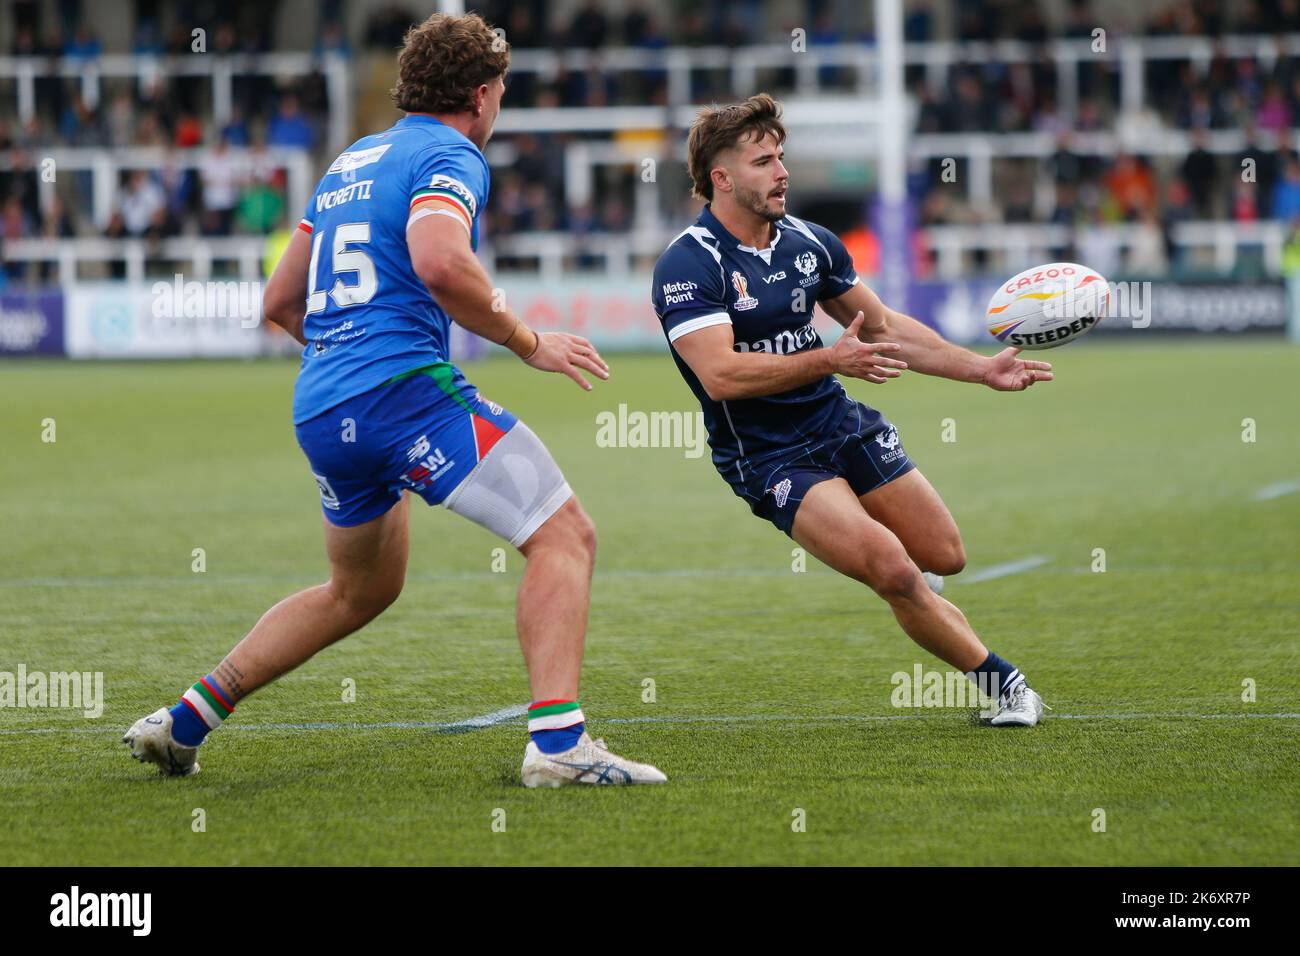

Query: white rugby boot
122;707;201;776
521;731;667;787
988;683;1045;727
923;572;944;595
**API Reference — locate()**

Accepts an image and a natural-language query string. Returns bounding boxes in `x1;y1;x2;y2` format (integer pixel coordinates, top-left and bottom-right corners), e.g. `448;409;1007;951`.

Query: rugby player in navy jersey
652;94;1052;725
123;13;666;786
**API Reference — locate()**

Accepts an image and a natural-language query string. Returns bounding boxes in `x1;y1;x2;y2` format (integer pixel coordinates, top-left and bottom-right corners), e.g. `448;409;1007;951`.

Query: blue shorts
295;362;518;527
723;401;915;536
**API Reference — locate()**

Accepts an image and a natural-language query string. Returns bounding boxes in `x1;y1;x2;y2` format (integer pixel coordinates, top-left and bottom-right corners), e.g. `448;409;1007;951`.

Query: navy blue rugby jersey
651;204;861;474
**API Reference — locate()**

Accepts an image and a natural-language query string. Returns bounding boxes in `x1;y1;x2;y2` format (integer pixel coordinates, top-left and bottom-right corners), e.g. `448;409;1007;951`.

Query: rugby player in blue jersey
652;95;1052;726
123;13;666;786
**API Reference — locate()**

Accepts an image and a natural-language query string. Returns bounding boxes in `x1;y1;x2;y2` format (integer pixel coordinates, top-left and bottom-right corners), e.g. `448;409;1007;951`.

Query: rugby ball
986;262;1110;350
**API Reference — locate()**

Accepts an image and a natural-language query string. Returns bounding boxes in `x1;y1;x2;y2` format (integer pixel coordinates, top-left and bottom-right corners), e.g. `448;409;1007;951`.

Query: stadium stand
2;0;1299;287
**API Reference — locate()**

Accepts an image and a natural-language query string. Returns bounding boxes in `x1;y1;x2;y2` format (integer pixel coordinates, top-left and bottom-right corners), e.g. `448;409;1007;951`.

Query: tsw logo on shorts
769;478;793;508
402;434;452;490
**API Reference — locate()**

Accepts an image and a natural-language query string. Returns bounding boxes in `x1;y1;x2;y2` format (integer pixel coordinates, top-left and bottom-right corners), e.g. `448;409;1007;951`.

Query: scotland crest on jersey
793;250;820;286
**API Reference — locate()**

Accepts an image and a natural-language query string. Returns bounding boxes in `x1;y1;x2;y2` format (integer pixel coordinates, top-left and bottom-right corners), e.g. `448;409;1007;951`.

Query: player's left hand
981;347;1054;391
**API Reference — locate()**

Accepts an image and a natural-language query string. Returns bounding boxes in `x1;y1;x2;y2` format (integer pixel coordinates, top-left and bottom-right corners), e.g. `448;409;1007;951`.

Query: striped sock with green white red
527;699;585;754
168;676;236;747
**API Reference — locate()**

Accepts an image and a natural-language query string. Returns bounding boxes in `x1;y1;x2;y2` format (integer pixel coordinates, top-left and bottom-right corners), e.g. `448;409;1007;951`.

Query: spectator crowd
3;0;1300;282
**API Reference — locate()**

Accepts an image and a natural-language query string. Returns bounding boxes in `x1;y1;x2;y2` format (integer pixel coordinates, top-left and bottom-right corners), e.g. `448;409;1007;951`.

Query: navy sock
969;651;1025;703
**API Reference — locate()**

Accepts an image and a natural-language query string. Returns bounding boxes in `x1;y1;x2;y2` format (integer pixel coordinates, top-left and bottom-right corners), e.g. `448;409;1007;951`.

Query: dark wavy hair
389;12;510;115
687;93;787;201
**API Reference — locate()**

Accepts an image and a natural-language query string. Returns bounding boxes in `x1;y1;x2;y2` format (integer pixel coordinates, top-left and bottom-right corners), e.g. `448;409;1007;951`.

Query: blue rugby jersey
291;114;490;424
650;204;861;474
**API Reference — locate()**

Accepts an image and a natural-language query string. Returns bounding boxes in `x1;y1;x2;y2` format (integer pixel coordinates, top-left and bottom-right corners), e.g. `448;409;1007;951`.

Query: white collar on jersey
735;224;783;264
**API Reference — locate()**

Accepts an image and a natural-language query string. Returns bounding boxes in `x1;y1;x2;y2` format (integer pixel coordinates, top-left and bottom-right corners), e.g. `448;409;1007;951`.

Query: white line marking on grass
961;555;1050;584
0;558;1055;590
439;704;528;733
6;711;1298;736
1254;480;1300;501
0;569;807;588
601;712;1300;724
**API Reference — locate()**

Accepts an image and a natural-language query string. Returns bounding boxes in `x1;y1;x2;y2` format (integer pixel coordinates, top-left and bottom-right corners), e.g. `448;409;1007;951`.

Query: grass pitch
1;342;1297;865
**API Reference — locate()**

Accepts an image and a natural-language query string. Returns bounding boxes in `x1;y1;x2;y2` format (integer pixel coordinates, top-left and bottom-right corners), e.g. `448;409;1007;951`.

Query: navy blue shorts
723;401;915;536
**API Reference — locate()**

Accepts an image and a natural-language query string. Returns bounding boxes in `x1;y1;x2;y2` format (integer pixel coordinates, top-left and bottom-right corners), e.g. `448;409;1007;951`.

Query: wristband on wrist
521;328;540;360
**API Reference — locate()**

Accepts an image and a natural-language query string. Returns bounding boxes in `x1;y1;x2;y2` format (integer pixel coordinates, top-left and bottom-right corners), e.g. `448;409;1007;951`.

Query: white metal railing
1169;220;1288;274
0;220;1286;284
0;146;315;234
1;127;1286;253
484;123;1300;235
2;35;1295;284
483;222;1287;280
918;221;1287;278
1;236;267;283
0;51;353;153
483;221;1293;279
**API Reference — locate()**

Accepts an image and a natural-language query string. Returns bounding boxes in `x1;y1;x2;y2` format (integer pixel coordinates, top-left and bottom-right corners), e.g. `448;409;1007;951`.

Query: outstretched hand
523;332;610;391
982;347;1054;391
830;312;908;384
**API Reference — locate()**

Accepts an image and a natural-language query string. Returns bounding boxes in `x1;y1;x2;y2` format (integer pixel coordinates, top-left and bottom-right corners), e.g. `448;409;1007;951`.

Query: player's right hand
523;331;610;391
830;312;907;384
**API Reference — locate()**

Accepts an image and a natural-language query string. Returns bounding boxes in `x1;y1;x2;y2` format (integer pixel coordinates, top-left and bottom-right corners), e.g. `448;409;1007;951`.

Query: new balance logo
407;434;432;462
